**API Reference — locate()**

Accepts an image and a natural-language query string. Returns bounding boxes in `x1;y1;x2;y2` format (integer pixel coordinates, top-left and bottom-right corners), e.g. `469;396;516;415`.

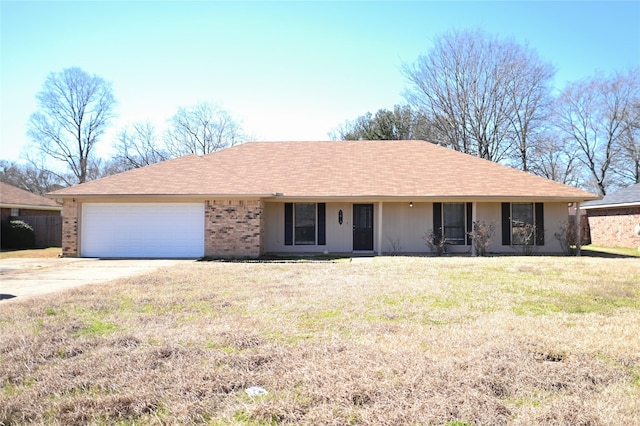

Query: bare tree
0;159;65;195
330;105;436;141
330;112;376;141
615;98;640;184
505;49;556;171
403;28;555;166
115;121;169;169
556;69;639;195
27;67;116;184
529;131;581;187
164;103;245;156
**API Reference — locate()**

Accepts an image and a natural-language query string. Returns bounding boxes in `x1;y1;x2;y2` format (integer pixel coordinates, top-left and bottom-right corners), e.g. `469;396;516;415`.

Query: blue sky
1;1;639;161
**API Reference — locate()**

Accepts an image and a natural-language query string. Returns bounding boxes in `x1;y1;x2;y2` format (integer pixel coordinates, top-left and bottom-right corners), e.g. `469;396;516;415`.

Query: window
511;203;534;245
443;203;466;244
433;202;472;245
284;203;326;246
295;203;316;245
10;208;20;217
501;203;545;246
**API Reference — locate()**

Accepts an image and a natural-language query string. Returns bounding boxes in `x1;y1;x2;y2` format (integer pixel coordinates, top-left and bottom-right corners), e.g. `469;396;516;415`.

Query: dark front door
353;204;374;251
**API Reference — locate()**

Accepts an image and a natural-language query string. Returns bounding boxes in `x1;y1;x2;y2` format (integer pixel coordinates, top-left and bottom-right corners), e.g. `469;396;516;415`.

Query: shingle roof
0;182;62;209
49;140;598;201
581;183;640;209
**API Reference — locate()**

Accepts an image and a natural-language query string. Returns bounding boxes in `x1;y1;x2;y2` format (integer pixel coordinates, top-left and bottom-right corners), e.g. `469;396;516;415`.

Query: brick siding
205;199;264;258
1;207;59;220
17;208;60;217
61;199;79;257
586;206;640;248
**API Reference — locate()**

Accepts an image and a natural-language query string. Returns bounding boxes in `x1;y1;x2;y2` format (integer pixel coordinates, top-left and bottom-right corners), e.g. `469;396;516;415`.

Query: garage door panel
81;203;204;258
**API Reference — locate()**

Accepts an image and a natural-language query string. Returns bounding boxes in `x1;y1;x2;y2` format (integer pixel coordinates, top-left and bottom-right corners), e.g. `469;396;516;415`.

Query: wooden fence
19;215;62;248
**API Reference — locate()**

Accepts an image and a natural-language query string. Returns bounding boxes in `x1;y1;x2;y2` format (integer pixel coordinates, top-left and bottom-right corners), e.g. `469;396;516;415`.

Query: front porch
261;200;570;256
263;200;466;256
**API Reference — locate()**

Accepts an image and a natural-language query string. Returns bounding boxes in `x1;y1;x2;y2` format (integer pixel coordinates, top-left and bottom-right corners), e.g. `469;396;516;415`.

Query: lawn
1;256;639;425
0;247;61;259
580;244;640;258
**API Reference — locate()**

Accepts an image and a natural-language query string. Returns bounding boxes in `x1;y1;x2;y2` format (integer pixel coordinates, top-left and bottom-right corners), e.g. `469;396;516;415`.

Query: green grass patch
581;245;640;258
74;320;119;337
513;287;640;315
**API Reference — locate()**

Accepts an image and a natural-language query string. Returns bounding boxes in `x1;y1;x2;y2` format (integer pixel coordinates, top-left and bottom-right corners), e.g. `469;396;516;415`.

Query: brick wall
19;208;61;217
1;207;59;219
61;199;79;257
204;199;264;258
586;206;640;248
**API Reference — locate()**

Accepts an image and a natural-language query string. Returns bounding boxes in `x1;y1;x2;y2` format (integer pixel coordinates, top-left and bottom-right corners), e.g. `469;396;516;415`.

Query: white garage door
81;203;205;258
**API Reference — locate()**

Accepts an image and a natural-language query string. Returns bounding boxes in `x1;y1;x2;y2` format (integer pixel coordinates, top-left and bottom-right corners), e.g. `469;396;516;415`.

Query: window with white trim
511;203;534;245
284;203;326;246
501;202;545;246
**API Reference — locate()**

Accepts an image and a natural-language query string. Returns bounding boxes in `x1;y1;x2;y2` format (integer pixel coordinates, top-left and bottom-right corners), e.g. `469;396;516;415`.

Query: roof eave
266;194;600;202
0;203;62;211
581;201;640;210
48;193;276;200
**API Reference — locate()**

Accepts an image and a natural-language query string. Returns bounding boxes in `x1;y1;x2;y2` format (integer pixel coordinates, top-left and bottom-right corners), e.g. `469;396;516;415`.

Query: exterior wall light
409;202;414;208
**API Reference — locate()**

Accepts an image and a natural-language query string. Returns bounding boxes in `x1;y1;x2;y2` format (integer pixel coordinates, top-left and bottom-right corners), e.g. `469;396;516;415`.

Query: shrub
385;235;403;255
423;229;449;256
554;221;575;255
511;223;538;255
1;220;36;249
468;221;495;256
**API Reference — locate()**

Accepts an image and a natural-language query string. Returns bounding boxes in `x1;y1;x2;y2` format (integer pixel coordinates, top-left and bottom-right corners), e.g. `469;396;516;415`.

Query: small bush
1;219;36;249
385;235;403;255
554;221;575;255
424;229;449;256
468;221;495;256
512;223;539;255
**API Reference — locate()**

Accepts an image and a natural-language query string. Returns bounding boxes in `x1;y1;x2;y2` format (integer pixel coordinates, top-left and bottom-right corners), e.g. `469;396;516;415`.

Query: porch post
377;201;383;256
575;202;581;257
471;201;477;256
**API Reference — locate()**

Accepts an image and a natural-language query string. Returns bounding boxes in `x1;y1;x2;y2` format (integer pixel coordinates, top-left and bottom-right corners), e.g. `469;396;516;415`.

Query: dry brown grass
0;248;61;259
1;256;639;425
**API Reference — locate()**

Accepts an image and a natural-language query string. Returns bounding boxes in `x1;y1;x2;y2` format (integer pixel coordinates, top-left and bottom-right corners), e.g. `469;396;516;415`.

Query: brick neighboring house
48;140;599;258
0;182;62;219
582;183;640;249
1;182;63;247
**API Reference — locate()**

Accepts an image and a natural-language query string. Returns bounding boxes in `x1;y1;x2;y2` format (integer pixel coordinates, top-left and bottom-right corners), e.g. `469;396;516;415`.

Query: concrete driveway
0;258;193;302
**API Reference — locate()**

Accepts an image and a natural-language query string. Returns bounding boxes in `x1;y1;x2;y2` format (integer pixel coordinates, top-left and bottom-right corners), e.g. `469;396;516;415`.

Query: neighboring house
0;182;62;219
581;183;640;249
48;140;598;258
1;182;63;247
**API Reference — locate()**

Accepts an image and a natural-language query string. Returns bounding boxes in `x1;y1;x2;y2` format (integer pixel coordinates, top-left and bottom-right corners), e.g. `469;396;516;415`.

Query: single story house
1;182;62;220
581;183;640;249
48;140;598;258
1;182;63;248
